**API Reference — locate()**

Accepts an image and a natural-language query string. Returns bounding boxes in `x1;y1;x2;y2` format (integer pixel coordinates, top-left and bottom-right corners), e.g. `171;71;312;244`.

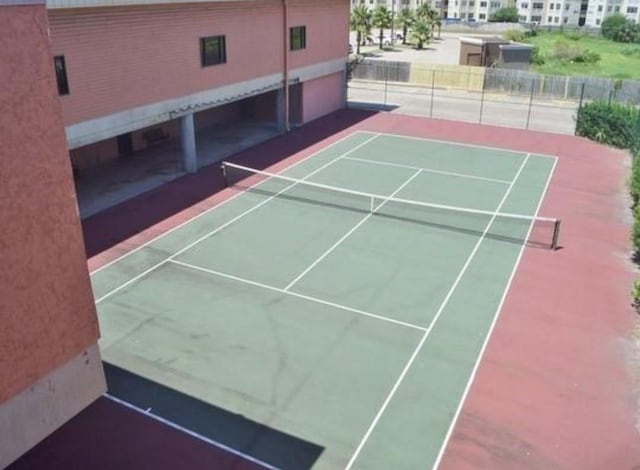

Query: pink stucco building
1;0;349;465
49;0;349;179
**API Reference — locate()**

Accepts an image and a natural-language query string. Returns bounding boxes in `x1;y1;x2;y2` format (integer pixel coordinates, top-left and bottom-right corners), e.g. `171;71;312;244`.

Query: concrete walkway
74;121;279;218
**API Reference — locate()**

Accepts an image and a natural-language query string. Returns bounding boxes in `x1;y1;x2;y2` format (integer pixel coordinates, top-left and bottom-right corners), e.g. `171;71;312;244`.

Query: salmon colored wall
0;5;100;403
49;0;348;126
302;72;343;123
288;0;349;70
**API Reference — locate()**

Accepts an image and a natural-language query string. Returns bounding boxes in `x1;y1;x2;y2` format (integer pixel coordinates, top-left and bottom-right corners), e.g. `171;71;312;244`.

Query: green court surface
92;131;557;469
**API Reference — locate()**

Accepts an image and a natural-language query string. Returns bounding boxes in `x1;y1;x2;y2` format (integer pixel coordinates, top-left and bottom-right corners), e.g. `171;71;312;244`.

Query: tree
411;18;432;49
350;5;372;55
601;13;630;40
489;6;519;22
416;3;439;39
396;7;414;45
601;13;640;43
372;5;393;49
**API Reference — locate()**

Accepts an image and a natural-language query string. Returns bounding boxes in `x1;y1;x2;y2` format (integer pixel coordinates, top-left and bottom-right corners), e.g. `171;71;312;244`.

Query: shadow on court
105;364;324;470
82;109;376;258
9;364;324;470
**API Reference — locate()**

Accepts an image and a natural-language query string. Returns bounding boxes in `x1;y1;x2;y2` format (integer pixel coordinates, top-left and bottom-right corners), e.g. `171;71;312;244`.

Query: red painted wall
49;0;348;126
0;5;100;403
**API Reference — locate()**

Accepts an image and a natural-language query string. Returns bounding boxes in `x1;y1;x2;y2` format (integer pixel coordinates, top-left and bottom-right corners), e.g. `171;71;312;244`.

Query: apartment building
584;0;639;25
353;0;639;26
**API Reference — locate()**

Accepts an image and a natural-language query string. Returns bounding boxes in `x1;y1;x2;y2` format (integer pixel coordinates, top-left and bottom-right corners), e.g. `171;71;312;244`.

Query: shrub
575;102;640;150
503;29;525;42
489;7;519;22
632;279;640;312
631;153;640;207
530;45;545;65
601;13;630;41
621;45;640;56
633;204;640;250
552;41;600;63
564;31;583;41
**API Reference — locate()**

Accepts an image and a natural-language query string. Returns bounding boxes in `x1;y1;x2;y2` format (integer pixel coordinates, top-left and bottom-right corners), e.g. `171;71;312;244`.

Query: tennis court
91;131;558;470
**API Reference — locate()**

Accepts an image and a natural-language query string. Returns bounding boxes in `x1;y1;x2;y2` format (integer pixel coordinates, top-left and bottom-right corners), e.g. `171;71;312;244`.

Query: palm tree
416;3;438;39
371;5;393;50
411;17;432;50
396;7;414;45
350;5;372;55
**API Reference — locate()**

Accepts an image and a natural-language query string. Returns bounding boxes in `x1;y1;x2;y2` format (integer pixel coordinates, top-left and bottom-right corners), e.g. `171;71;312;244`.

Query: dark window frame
54;55;69;96
290;26;306;51
200;35;227;67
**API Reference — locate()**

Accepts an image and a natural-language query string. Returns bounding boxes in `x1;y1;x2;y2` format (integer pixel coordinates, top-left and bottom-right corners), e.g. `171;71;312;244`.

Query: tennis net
221;161;560;250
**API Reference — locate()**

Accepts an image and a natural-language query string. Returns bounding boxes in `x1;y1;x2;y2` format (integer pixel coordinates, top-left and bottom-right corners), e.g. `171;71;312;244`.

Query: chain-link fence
347;59;640;135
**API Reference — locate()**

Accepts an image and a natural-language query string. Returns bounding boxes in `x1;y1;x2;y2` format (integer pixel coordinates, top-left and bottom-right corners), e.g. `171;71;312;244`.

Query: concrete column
180;113;197;173
341;69;348;109
276;86;286;133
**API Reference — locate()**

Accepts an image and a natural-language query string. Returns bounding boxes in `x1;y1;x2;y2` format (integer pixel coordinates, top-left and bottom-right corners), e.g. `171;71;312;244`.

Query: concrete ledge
0;344;106;468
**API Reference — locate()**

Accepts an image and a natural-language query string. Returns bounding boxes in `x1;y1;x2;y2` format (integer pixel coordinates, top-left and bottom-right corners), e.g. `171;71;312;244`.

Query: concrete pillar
276;86;286;133
341;69;348;109
180;113;197;173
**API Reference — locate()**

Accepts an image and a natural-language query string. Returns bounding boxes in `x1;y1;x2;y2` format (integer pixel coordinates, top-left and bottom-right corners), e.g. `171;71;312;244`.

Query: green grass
526;31;640;79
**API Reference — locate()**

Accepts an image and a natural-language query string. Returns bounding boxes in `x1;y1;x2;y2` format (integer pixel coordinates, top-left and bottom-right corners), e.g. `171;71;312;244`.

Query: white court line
90;131;371;276
104;393;279;470
169;259;426;332
344;153;531;470
94;135;380;304
356;130;559;162
283;168;423;292
432;155;558;470
342;156;511;185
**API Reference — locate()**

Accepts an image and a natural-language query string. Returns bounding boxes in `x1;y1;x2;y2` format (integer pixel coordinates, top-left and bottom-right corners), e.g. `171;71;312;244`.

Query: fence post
430;69;435;118
575;82;586;136
479;81;486;125
526;80;535;130
384;63;388;107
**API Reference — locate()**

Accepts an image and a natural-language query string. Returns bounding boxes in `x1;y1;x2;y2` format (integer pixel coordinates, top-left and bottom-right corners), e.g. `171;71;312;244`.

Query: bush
621;45;640;56
530;45;545;65
633;204;640;249
488;7;519;22
601;13;640;43
631;153;640;207
564;31;583;41
551;41;600;63
575;102;640;150
601;13;630;40
632;279;640;312
503;29;525;42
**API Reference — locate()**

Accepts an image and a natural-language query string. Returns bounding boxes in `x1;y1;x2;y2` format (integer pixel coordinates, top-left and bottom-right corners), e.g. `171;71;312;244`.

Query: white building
352;0;640;26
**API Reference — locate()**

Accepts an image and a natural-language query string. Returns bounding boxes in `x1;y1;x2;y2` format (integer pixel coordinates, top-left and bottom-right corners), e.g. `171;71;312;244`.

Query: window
200;36;226;67
469;1;475;6
532;2;544;8
615;5;620;11
549;3;554;9
596;18;601;24
521;2;528;7
479;12;486;18
607;5;612;11
554;16;559;22
548;15;552;21
565;4;570;10
563;16;568;22
556;3;560;9
597;5;603;11
627;6;638;13
54;56;69;96
480;1;487;7
290;26;306;51
490;1;501;7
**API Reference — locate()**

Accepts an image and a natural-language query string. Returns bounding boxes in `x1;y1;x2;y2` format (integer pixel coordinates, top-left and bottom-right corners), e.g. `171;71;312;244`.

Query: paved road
348;80;578;135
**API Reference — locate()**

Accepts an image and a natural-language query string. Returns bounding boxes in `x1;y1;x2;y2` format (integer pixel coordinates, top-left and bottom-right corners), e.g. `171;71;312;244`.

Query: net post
551;219;561;250
221;162;228;187
370;196;374;214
